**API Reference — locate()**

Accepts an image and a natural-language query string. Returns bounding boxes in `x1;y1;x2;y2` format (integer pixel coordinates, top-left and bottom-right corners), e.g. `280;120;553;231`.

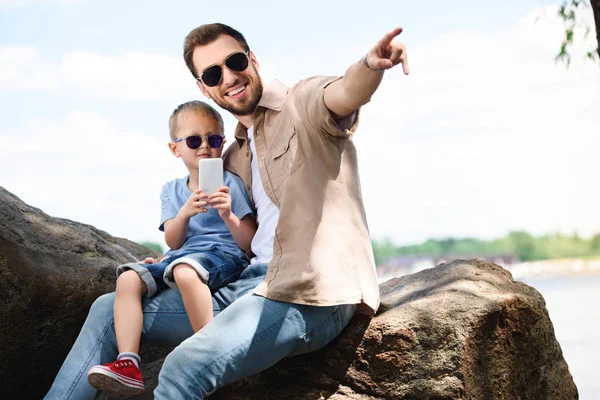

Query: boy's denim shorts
116;249;248;297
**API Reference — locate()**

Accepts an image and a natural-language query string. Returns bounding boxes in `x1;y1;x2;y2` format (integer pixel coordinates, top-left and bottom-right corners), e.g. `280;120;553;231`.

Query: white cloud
59;51;197;100
0;46;60;92
0;47;199;101
0;111;186;248
353;5;600;244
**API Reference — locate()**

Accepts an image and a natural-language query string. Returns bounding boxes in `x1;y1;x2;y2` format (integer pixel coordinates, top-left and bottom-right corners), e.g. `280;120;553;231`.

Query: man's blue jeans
44;263;357;399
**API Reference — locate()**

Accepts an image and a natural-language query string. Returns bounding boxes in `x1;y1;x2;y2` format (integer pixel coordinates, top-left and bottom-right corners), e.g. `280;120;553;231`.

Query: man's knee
158;342;210;387
161;345;186;372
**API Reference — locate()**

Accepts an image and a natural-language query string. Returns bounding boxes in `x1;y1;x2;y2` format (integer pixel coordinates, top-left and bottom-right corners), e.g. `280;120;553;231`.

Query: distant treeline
140;241;164;254
140;231;600;266
372;231;600;265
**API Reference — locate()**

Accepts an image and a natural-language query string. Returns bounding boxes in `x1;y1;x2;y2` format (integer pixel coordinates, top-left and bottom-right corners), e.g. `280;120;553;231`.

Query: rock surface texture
0;188;577;399
104;261;577;399
0;187;160;399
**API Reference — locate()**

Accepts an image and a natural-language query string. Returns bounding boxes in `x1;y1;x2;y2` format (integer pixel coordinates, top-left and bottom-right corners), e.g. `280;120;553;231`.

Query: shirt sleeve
225;172;254;221
293;75;361;138
159;181;178;232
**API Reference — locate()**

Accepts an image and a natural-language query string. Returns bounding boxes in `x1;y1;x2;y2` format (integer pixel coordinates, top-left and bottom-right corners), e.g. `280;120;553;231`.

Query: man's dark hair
183;23;250;79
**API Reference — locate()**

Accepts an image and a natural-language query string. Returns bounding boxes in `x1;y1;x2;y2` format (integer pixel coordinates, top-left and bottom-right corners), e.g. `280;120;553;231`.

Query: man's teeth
228;85;246;96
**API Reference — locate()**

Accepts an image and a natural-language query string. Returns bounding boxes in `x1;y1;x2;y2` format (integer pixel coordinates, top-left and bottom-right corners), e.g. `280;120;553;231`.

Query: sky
1;0;599;251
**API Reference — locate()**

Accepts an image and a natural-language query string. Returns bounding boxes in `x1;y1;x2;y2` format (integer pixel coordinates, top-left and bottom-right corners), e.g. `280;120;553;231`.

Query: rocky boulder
119;259;577;400
0;187;578;399
0;187;161;399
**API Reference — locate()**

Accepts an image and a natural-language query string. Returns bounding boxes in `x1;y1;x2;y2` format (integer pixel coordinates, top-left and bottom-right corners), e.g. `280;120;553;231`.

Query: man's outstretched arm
323;27;409;119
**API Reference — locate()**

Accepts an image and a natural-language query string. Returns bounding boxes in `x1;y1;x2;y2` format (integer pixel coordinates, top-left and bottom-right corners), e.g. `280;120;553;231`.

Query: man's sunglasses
174;134;224;149
197;51;250;87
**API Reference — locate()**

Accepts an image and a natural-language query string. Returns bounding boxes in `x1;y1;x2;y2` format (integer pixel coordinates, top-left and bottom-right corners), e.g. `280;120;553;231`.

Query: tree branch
591;0;600;59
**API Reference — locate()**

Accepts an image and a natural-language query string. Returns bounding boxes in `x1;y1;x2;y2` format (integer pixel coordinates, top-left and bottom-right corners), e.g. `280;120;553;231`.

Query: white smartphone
198;158;223;208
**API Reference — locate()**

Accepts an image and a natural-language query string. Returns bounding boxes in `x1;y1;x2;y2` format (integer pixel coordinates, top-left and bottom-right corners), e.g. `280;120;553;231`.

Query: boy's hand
179;189;209;219
209;186;233;219
139;256;164;264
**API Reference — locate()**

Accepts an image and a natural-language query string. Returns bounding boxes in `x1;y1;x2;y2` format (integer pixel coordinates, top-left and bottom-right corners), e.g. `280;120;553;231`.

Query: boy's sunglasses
174;134;224;149
197;51;250;87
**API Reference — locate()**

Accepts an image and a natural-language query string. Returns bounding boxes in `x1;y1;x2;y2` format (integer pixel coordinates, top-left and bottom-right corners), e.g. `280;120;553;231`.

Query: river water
521;275;600;400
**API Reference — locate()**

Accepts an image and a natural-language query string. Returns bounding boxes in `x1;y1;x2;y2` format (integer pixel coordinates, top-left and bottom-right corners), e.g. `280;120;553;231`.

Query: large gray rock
0;187;160;399
0;187;578;399
114;263;578;399
197;260;578;399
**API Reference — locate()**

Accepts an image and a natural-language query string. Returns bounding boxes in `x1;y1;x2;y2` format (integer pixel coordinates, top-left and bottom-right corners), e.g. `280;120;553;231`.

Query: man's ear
249;51;260;72
197;80;212;99
168;141;181;158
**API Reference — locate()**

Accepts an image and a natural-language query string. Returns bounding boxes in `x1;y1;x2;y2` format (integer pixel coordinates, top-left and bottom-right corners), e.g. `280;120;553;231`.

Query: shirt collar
257;79;288;111
234;80;289;146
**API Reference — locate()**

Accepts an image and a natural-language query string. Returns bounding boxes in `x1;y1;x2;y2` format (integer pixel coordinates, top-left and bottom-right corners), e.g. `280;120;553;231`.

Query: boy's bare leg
114;270;147;354
173;264;213;332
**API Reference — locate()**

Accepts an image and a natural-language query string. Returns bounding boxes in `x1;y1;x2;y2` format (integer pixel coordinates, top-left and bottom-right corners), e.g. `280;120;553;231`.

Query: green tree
438;237;456;255
371;237;398;265
508;231;537;261
372;231;600;266
140;241;164;254
556;0;600;64
591;233;600;252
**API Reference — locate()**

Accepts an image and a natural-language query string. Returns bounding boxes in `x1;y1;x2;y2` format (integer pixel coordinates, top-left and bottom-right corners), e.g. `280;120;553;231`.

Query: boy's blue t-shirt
159;171;253;258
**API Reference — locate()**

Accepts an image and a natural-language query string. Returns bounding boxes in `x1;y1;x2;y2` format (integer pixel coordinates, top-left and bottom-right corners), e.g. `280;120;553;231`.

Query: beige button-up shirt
223;76;379;315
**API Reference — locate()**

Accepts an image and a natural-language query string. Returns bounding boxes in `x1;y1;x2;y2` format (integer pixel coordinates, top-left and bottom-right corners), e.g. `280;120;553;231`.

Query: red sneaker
87;359;145;395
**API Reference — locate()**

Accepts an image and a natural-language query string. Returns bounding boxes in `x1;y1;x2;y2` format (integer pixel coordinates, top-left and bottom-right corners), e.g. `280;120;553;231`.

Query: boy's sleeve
159;182;178;232
226;173;254;220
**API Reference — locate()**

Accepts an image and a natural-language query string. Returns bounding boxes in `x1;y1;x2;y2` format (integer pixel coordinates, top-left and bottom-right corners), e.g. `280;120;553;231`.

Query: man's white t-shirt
247;126;280;264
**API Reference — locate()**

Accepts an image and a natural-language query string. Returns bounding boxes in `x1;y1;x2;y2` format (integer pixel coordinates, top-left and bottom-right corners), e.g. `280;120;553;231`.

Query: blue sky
0;0;547;129
1;0;599;249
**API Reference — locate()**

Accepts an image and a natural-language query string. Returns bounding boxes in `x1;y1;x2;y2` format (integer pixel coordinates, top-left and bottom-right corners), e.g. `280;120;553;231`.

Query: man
45;23;408;399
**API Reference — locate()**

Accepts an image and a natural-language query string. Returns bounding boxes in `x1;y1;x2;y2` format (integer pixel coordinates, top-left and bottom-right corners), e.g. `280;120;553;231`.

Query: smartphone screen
198;158;223;208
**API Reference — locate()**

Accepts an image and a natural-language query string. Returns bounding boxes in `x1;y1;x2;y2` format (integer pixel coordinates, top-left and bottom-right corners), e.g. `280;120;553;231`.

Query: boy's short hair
168;100;224;140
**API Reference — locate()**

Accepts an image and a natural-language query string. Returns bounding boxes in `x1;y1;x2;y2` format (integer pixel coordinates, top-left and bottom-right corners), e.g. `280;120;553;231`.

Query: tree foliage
372;231;600;265
140;241;164;254
556;0;600;64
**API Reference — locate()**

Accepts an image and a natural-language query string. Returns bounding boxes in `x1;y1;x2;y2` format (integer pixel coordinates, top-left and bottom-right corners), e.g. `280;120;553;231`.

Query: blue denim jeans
116;249;248;297
44;263;357;399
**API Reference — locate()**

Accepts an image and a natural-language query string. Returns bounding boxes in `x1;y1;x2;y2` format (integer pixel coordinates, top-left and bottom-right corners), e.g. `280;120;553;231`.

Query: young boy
86;100;256;395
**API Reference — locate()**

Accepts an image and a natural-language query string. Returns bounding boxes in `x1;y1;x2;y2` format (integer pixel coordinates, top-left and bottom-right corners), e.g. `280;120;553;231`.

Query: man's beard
216;78;263;116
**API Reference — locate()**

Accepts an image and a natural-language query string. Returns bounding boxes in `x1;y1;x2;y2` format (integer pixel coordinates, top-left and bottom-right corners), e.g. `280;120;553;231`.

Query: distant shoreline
378;257;600;284
506;258;600;280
